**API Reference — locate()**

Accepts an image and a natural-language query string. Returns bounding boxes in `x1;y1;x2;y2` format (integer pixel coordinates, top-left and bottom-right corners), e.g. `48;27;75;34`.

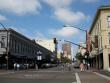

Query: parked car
19;64;26;69
73;61;80;68
41;63;51;68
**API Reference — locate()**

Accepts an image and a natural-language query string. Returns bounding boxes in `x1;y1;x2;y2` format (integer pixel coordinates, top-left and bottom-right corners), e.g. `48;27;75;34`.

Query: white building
36;39;55;52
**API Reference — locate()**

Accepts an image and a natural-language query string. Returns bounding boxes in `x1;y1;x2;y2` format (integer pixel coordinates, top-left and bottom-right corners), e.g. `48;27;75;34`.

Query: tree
61;57;71;63
75;52;84;61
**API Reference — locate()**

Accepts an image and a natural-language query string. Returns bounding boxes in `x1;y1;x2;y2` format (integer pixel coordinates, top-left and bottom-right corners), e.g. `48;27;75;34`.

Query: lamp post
63;25;89;70
0;22;9;70
53;38;58;59
63;25;88;50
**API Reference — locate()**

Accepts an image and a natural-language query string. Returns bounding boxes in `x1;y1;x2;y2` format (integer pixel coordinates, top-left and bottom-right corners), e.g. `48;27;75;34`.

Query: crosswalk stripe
75;73;81;83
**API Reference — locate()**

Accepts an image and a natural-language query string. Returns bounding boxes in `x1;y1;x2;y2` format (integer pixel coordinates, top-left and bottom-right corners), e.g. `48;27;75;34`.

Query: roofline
89;5;110;34
0;28;53;54
0;28;34;44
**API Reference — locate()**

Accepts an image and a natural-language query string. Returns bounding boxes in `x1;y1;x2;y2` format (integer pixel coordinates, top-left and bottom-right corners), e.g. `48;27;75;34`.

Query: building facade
89;6;110;70
35;39;57;61
36;39;56;52
0;28;53;69
62;43;72;59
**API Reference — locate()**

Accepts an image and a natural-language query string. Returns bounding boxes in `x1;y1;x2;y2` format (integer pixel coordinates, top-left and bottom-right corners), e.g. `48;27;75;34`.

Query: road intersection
0;65;110;83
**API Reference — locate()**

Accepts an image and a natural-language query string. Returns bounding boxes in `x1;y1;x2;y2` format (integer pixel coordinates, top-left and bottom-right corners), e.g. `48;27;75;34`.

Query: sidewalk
78;71;110;83
77;67;110;83
86;68;110;77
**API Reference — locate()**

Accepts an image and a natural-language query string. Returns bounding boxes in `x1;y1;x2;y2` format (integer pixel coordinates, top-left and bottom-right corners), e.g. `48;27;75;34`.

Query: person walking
61;64;64;71
67;63;71;71
26;64;29;70
35;64;38;70
80;61;84;71
14;63;17;70
17;64;20;71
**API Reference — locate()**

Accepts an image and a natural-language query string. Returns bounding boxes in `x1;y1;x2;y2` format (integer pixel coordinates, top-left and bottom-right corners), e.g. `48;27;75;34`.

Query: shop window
1;36;5;48
94;35;98;48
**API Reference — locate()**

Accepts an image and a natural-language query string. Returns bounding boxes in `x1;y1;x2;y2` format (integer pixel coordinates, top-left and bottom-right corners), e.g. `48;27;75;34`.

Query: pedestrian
62;64;64;71
35;64;38;70
88;63;90;70
14;63;16;70
67;63;70;71
80;61;84;71
26;64;29;70
17;64;20;71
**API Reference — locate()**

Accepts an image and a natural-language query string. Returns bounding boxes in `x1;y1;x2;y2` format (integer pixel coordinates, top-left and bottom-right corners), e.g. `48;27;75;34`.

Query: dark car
41;63;51;68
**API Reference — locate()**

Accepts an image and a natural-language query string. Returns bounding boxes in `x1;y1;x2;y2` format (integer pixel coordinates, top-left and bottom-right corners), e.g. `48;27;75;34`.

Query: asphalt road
0;66;76;83
0;65;110;83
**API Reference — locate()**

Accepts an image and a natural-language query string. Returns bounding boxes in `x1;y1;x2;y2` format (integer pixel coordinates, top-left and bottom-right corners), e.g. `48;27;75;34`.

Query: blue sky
0;0;110;54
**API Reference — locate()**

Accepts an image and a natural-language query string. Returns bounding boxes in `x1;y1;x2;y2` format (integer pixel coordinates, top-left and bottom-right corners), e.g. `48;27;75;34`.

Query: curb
93;72;110;81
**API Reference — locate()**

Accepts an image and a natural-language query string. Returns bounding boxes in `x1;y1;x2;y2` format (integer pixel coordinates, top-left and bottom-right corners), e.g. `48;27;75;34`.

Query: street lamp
63;25;88;50
37;50;42;61
0;22;9;70
37;50;42;68
63;25;89;70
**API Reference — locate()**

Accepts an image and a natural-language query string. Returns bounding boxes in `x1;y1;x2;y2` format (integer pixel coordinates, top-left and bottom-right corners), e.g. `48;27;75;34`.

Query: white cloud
0;14;7;21
82;0;99;3
49;26;79;38
54;8;86;24
43;0;87;24
0;0;41;15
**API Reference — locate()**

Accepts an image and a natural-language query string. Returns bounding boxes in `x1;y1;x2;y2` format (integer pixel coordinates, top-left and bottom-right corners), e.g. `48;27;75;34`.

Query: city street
0;65;76;83
0;1;110;83
0;65;110;83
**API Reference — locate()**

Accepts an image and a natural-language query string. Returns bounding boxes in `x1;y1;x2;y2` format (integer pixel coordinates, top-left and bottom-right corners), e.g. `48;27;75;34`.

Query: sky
0;0;110;56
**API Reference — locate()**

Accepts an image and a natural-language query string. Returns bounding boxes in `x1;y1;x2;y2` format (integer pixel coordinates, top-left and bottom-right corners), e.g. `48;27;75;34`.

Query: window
100;37;102;48
109;33;110;44
109;54;110;67
94;35;98;48
108;16;110;27
1;36;5;48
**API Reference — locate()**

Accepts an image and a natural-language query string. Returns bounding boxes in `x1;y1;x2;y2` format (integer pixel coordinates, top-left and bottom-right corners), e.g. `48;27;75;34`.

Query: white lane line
72;73;77;83
94;72;110;80
72;82;76;83
75;73;81;83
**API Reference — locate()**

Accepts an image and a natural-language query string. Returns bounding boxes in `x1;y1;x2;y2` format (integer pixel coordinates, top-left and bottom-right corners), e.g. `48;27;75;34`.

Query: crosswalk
0;71;15;75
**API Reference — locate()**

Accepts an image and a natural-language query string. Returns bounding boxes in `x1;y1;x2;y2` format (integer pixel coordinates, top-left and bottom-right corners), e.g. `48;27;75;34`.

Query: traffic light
53;38;57;44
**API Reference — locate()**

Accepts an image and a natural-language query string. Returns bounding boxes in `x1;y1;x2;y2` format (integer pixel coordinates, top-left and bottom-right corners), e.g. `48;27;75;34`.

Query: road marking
75;73;81;83
72;82;76;83
28;70;70;73
94;72;110;80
